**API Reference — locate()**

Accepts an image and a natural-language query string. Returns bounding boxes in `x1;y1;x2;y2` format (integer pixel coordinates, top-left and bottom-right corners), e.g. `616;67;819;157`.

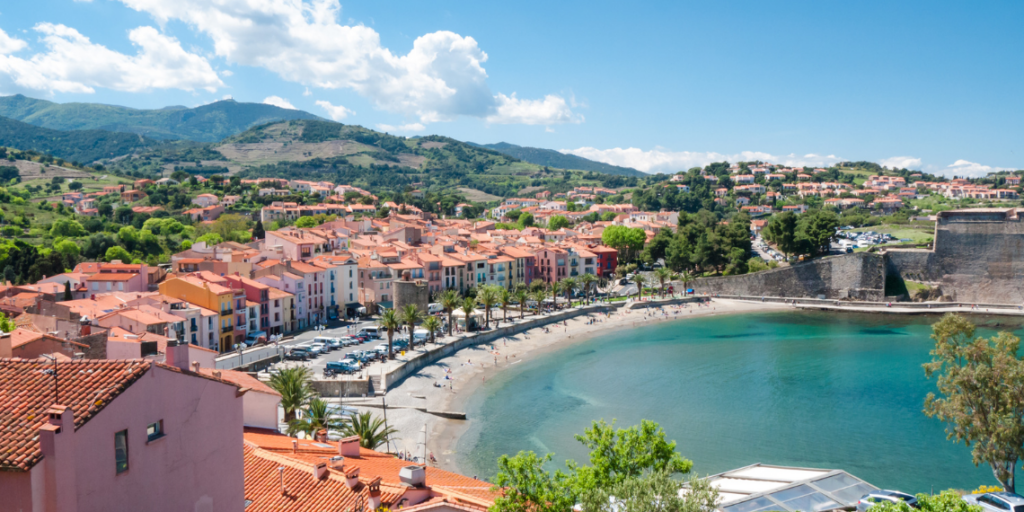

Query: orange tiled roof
199;369;280;396
0;359;152;472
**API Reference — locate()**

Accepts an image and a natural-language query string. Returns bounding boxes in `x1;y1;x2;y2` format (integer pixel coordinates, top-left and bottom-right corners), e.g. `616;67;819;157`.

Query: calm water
455;311;1024;493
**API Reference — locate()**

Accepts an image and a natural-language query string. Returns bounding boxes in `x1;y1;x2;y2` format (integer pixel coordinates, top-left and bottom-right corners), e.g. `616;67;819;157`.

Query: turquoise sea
454;310;1023;493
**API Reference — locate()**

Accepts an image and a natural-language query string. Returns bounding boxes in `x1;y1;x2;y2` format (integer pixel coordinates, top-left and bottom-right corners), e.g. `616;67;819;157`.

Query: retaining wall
691;252;886;300
310;379;372;398
382;304;624;389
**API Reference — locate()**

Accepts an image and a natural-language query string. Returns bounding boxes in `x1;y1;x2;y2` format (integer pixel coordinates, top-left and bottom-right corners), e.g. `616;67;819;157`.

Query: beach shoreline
344;298;790;475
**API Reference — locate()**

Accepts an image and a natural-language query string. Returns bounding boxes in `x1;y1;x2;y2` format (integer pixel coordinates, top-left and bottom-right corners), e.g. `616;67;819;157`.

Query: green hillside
471;141;645;177
0;115;157;164
0;95;323;142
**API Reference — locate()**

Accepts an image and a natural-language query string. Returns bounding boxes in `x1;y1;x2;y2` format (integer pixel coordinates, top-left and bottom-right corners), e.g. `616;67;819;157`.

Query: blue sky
0;0;1021;176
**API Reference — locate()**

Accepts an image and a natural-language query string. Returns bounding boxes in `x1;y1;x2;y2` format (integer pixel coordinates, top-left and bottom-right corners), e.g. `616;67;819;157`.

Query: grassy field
457;187;503;202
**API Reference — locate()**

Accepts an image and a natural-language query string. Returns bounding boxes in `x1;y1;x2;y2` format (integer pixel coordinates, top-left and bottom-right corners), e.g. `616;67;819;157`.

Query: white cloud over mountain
262;96;295;109
938;159;1013;178
376;122;425;133
0;25;222;94
560;147;843;174
115;0;578;126
315;100;354;121
878;156;922;169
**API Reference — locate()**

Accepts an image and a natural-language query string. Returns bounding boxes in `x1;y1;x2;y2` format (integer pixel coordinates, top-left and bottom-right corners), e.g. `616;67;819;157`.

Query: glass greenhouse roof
694;464;878;512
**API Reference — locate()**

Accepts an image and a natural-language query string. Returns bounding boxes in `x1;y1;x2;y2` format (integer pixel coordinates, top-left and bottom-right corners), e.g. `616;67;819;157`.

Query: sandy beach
340;298;789;474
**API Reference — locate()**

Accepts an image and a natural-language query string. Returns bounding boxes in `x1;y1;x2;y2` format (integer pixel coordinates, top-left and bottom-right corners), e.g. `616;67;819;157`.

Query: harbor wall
382;304;623;389
691;252;886;300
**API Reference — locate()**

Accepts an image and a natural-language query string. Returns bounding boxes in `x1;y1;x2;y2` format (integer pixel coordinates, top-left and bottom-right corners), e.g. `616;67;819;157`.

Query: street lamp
234;343;244;369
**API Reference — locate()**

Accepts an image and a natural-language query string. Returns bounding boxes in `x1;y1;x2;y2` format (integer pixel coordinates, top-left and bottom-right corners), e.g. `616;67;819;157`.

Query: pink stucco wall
4;364;244;512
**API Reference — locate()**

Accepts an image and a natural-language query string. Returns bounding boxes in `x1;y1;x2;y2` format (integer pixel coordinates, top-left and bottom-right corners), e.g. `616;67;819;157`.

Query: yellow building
159;275;236;352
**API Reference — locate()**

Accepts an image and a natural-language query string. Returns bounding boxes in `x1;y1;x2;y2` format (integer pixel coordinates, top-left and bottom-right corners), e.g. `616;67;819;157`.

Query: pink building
0;344;245;512
84;262;150;294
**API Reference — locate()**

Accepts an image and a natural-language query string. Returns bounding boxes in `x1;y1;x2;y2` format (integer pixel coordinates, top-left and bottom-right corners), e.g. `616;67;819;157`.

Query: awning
378;301;394;310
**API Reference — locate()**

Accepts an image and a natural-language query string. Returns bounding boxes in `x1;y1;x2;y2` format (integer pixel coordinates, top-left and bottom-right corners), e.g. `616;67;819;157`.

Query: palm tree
550;282;560;310
342;411;399;450
530;289;547;315
400;304;423;346
378;308;401;359
633;273;647;301
679;270;694;296
268;367;315;423
439;289;461;336
477;285;500;329
654;267;672;298
460;297;476;332
422;316;441;344
499;287;512;322
514;288;529;319
562;277;578;304
580;273;597;304
287;397;343;438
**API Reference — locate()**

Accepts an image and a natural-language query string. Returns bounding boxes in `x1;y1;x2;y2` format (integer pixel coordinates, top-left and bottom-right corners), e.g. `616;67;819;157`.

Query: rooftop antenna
40;353;58;404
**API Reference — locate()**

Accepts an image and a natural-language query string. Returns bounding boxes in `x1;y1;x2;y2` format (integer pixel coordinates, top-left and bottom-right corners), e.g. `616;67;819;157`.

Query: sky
0;0;1021;177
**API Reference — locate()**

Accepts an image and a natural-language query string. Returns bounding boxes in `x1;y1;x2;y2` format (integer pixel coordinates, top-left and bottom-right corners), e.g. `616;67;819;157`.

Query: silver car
963;492;1024;512
856;490;918;511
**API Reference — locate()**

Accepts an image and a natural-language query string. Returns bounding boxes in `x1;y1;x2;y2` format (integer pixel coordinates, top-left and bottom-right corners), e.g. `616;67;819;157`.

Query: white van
360;326;381;339
427;303;444;314
413;328;430;342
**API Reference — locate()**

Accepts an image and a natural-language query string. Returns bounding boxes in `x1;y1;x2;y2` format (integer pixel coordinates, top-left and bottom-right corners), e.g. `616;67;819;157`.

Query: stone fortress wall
692;208;1024;304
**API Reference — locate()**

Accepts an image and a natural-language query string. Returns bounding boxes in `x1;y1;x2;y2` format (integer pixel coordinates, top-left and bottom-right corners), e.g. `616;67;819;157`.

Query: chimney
292;439;298;453
39;405;77;512
313;462;328;480
329;455;345;470
367;478;382;510
278;466;286;495
339;435;361;457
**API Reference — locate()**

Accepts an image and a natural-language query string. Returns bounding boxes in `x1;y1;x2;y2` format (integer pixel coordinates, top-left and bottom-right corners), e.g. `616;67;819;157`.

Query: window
146;420;164;442
118;282;124;291
115;430;129;473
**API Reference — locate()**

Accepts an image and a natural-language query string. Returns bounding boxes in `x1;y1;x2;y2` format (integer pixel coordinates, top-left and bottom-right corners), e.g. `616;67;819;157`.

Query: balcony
221;326;233;333
221;309;234;316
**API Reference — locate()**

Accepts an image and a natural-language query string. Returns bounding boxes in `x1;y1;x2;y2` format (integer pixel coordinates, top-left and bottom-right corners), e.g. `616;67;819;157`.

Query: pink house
84;262;150;294
0;344;245;512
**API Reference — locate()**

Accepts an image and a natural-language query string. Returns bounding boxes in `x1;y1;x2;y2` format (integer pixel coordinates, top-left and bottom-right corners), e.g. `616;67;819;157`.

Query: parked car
284;349;309;361
325;338;345;350
326;360;358;374
359;327;381;339
857;491;919;511
307;343;326;355
338;358;361;370
374;344;390;355
963;492;1024;512
313;336;337;350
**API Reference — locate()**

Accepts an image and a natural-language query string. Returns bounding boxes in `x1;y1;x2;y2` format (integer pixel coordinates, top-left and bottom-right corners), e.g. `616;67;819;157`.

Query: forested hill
0;115;158;164
470;141;645;177
0;95;322;142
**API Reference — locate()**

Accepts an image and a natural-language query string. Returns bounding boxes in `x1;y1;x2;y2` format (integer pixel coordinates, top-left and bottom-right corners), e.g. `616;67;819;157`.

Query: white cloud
937;159;1014;178
221;69;233;77
0;28;27;54
0;24;222;94
262;95;295;109
116;0;579;125
878;156;922;170
487;93;583;125
560;147;843;174
315;100;353;120
376;122;425;133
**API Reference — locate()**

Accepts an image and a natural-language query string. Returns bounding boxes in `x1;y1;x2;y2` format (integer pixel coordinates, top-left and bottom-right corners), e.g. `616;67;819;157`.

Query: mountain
470;141;645;177
0;95;322;142
0;115;158;163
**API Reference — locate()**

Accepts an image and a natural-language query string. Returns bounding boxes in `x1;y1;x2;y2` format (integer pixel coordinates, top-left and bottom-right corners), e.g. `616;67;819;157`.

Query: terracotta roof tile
0;358;152;472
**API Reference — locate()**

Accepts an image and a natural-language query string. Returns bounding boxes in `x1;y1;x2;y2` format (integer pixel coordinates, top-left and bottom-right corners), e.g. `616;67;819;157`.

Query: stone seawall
691;253;886;300
926;211;1024;302
382;304;624;390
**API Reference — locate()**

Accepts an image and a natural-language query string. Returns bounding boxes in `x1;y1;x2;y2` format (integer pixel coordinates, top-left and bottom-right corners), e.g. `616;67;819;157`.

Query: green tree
530;289;547;315
440;289;461;336
633;274;646;300
341;411;398;450
460;297;477;331
422;316;441;344
499;287;512;322
797;209;839;256
54;239;80;258
0;311;16;332
514;288;529;319
477;285;500;329
924;314;1024;492
517;212;535;229
764;211;799;259
287;397;342;437
548;215;571;231
50;219;86;238
870;490;982;512
399;304;423;345
569;419;692;490
643;228;674;264
104;245;132;263
378;308;401;359
580;273;597;304
295;216;318;228
268;367;316;423
580;471;720;512
195;232;223;246
492;452;576;512
653;267;673;297
63;281;72;301
252;219;266;239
